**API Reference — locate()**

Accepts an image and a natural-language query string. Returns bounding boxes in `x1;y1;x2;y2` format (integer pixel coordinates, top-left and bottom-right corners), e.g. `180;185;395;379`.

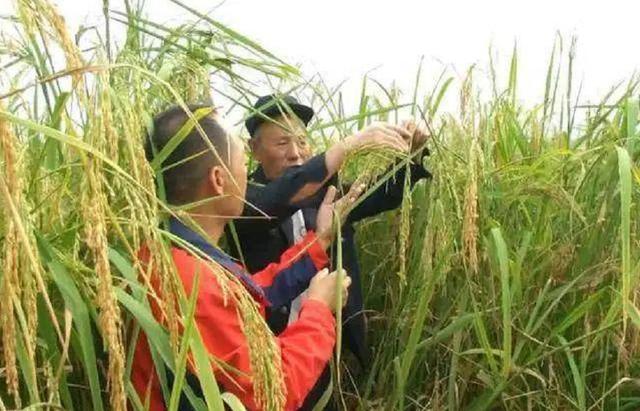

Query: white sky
2;0;639;123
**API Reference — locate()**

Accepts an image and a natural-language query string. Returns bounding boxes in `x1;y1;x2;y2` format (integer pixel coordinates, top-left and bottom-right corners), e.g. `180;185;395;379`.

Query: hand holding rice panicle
340;120;428;186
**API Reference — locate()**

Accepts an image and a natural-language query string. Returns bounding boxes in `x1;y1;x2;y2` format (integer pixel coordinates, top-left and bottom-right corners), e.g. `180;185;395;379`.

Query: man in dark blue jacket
227;94;430;409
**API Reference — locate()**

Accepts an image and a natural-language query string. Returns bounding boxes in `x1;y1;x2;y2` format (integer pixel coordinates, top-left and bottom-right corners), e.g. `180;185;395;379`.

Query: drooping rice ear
202;261;286;410
462;136;480;275
17;0;86;93
398;162;412;286
82;105;127;411
340;143;406;186
0;109;20;405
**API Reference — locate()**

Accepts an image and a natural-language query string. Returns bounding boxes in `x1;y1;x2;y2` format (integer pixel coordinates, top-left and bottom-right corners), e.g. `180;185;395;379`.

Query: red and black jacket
131;217;334;410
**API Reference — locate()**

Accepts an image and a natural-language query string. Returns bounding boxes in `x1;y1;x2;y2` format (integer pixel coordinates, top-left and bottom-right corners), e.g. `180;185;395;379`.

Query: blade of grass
490;228;512;377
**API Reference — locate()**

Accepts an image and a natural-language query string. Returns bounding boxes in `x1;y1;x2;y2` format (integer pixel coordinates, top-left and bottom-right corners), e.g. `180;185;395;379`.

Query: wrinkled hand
343;122;411;155
400;119;430;152
307;268;351;313
316;183;366;249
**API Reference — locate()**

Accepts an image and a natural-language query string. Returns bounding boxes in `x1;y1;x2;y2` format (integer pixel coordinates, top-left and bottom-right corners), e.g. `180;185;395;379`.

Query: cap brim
246;102;314;137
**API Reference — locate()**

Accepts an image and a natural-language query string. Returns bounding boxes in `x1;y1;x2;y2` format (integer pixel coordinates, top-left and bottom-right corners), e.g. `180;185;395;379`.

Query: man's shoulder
167;246;232;297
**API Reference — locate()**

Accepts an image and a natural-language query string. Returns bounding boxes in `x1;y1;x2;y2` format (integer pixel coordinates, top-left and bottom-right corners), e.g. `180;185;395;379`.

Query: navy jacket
227;152;430;365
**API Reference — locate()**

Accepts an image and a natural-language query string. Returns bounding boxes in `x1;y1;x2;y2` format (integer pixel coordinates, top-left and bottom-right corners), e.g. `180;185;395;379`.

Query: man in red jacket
131;104;364;410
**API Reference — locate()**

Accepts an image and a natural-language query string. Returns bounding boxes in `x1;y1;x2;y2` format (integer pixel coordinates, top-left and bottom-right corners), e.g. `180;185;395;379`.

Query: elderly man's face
250;114;312;180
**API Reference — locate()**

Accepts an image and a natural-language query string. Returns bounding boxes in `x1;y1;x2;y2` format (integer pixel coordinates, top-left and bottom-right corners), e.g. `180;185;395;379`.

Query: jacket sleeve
229;155;329;259
286;157;432;224
346;161;431;223
243;154;328;219
191;268;336;411
251;231;329;307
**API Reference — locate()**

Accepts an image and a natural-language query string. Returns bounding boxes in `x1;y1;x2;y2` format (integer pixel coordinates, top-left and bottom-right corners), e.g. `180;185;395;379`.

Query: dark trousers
299;365;336;411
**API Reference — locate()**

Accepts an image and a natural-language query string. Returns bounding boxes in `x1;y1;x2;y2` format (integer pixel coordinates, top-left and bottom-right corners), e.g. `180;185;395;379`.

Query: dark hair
145;104;230;205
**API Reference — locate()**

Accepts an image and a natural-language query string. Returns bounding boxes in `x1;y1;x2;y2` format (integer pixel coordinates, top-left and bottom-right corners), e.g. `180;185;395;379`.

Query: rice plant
351;58;640;410
0;1;639;410
1;1;293;409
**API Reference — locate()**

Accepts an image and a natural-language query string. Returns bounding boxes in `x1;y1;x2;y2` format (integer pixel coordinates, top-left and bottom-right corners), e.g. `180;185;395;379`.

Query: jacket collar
168;217;267;303
250;165;269;184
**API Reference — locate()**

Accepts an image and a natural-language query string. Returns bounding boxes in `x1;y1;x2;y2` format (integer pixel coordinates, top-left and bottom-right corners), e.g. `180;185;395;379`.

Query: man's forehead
279;113;305;128
260;114;306;136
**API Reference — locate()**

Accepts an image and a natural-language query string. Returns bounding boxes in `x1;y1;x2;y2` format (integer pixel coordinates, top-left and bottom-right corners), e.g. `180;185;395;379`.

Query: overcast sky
2;0;639;122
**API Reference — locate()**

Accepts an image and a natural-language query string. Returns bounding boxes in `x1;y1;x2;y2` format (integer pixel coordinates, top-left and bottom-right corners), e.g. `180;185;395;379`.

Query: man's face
250;114;312;180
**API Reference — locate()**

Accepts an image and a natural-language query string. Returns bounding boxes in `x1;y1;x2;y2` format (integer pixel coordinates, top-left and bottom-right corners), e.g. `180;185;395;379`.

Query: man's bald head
145;104;231;205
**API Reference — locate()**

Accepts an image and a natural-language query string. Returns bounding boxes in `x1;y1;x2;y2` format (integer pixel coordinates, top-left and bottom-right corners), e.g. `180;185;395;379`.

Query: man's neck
190;212;227;246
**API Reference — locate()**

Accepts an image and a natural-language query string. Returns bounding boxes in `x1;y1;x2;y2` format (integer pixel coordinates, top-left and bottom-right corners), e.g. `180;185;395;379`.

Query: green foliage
0;1;639;410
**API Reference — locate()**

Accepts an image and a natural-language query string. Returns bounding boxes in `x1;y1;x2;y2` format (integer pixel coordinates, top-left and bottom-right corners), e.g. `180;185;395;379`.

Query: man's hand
315;183;365;249
320;123;411;199
343;122;411;155
307;268;351;313
400;120;430;152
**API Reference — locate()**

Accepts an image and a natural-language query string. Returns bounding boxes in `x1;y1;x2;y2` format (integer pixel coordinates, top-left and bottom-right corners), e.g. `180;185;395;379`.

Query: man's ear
207;165;226;196
248;136;258;153
248;136;262;162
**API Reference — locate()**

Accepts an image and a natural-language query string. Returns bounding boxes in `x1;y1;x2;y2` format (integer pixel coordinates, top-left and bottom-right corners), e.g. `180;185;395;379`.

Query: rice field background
0;0;639;410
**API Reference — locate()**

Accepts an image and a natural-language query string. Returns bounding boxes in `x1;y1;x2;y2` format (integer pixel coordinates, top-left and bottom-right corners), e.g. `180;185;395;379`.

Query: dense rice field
0;1;639;410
